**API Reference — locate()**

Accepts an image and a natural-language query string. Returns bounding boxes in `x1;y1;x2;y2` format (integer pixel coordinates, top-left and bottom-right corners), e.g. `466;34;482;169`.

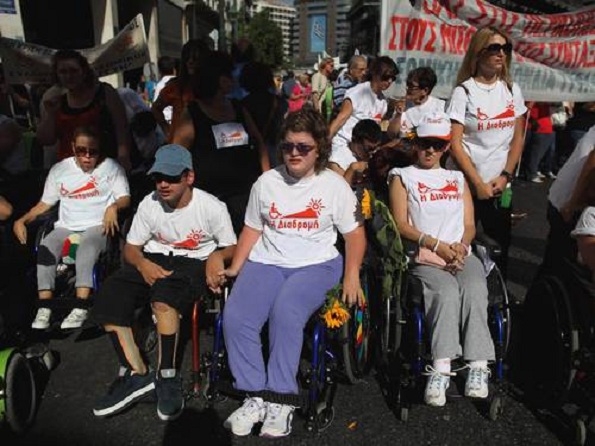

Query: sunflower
361;188;372;220
321;285;350;329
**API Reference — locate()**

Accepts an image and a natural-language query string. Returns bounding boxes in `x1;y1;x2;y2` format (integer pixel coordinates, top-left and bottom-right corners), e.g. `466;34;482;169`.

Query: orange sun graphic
307;199;325;215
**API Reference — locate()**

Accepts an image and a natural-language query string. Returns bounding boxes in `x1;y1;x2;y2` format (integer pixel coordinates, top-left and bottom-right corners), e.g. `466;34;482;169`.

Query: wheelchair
186;278;372;433
522;256;595;446
31;206;124;328
365;194;512;422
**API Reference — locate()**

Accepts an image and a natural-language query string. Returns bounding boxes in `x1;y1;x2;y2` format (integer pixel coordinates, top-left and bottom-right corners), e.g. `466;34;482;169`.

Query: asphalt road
5;178;574;446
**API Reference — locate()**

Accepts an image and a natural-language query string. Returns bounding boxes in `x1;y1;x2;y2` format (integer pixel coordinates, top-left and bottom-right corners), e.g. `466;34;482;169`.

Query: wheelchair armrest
473;233;501;259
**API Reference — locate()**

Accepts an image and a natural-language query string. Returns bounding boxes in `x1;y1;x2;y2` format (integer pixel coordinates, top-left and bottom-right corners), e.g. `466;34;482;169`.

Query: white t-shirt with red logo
41;157;129;231
400;96;446;137
245;166;361;268
447;79;527;183
388;166;465;244
127;188;237;260
330;81;388;171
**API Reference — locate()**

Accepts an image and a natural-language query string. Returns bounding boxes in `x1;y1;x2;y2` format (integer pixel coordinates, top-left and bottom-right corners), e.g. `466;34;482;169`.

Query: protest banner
380;0;595;102
0;13;150;84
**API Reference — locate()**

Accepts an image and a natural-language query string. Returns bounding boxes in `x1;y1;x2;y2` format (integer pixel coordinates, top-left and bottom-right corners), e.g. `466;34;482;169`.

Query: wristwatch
500;170;513;182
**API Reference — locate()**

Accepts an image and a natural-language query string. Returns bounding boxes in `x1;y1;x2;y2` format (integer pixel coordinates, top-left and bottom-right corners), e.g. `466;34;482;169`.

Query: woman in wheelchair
12;126;130;330
388;112;494;407
220;108;366;438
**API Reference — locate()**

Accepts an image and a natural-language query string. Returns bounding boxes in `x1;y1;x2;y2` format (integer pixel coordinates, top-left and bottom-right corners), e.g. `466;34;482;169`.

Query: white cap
416;111;451;141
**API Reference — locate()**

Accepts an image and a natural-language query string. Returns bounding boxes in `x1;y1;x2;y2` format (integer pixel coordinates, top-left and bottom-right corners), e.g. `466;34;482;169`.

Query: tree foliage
245;11;284;68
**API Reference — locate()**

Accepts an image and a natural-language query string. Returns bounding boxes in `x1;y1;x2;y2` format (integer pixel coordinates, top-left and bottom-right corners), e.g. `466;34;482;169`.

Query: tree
245;11;284;69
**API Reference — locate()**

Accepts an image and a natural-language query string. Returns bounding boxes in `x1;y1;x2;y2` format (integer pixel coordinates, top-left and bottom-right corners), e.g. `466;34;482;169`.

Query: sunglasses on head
74;146;99;157
150;173;185;184
280;142;316;156
415;139;449;152
484;43;513;54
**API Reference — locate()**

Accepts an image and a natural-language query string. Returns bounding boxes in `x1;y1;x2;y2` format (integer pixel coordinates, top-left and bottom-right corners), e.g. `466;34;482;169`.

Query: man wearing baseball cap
92;144;237;421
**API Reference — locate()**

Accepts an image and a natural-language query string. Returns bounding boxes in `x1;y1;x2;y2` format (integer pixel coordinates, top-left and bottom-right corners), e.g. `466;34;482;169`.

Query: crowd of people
0;24;594;439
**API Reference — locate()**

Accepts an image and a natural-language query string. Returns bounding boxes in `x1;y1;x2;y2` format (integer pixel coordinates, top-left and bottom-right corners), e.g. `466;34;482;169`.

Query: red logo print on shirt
60;176;100;199
417;180;462;202
476;100;516;131
157;229;204;249
268;198;324;231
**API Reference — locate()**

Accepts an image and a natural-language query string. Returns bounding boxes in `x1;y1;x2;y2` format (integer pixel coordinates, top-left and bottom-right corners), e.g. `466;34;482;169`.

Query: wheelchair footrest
209;379;307;408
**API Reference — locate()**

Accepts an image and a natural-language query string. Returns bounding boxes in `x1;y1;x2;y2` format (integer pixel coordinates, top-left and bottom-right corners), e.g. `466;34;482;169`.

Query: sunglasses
280;142;316;156
74;146;99;157
406;83;423;92
415;139;449;152
381;73;396;82
484;43;513;54
150;173;185;184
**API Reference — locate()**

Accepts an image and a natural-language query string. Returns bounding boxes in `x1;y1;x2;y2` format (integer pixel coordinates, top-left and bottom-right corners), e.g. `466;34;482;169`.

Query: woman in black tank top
173;51;270;234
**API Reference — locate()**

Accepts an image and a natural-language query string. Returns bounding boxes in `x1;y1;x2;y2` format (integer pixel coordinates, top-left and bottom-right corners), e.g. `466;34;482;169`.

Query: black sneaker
155;369;184;421
93;369;155;417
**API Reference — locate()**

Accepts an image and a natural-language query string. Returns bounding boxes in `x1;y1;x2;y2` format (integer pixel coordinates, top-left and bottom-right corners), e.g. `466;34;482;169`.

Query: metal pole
218;0;226;51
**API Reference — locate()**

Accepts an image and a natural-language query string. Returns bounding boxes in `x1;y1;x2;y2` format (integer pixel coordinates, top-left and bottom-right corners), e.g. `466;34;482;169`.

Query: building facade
347;0;380;58
250;0;296;62
293;0;351;67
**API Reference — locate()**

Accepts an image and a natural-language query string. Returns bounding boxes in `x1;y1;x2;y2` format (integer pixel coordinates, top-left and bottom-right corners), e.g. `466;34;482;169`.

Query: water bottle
500;183;512;209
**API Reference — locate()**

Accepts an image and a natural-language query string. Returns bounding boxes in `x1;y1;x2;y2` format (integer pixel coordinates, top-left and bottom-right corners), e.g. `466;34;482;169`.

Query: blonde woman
311;57;334;112
447;27;527;277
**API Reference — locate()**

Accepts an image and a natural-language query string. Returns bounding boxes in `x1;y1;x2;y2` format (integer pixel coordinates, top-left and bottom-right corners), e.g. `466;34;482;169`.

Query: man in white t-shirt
92;144;236;422
399;67;446;137
13;126;130;331
329;56;400;172
542;125;595;269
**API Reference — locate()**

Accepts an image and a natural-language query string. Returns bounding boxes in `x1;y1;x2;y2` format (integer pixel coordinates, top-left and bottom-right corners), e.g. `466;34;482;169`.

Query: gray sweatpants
409;254;495;361
37;225;106;291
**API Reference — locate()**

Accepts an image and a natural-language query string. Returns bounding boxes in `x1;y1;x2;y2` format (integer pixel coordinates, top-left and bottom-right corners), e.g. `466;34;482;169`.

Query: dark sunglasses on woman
415;139;449;152
74;146;100;157
280;142;316;156
484;43;513;54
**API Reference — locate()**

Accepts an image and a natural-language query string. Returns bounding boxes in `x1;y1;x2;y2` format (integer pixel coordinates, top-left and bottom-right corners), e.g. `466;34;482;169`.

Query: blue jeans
527;132;556;178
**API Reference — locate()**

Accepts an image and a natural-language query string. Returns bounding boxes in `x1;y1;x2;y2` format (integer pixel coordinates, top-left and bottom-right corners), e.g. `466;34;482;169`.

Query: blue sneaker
93;369;155;417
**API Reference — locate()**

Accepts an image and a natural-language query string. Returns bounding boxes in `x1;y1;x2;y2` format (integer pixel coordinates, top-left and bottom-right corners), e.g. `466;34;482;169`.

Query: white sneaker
260;403;295;438
60;308;89;329
546;172;557;179
465;366;491;399
531;176;544;183
424;366;451;407
536;171;545;178
223;397;266;436
32;307;52;330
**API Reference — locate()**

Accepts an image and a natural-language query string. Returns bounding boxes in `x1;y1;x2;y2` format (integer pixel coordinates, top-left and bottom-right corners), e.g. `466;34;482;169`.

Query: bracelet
432;238;440;252
500;170;513;182
418;233;426;247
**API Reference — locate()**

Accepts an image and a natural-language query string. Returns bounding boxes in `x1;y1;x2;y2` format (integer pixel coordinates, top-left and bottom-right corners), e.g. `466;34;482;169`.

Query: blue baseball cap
147;144;193;176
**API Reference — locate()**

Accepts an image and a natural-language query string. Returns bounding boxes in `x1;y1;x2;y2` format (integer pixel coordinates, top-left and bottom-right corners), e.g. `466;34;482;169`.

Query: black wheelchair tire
522;274;578;406
341;303;371;384
3;351;37;434
488;265;512;359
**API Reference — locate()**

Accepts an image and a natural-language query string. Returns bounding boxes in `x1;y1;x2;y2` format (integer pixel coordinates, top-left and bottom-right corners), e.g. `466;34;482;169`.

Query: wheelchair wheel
341;299;371;384
487;265;512;358
0;349;37;434
522;274;578;406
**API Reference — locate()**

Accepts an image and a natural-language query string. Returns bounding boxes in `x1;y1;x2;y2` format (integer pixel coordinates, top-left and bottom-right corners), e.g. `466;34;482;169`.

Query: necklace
472;77;499;93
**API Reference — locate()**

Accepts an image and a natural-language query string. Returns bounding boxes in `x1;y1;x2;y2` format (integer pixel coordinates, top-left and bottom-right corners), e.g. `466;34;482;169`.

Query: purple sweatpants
223;256;343;395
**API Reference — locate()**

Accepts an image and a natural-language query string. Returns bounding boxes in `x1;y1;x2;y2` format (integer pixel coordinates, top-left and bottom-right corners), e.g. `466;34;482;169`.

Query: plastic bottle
500;183;512;209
